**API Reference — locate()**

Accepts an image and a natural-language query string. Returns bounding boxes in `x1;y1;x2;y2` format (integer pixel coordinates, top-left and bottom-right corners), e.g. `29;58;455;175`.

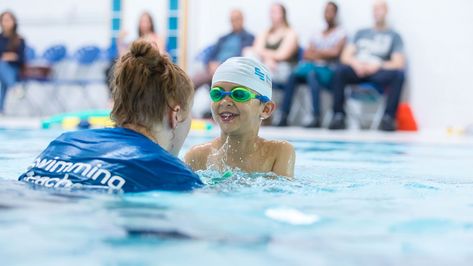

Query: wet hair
0;11;21;51
327;1;339;13
111;39;193;130
270;3;289;33
138;12;156;37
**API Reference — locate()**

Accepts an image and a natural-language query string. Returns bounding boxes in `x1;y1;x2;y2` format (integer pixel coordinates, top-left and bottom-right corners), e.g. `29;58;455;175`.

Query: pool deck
1;116;472;146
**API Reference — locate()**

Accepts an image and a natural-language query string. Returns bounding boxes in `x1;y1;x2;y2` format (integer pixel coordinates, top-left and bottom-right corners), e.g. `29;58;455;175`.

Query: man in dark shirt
192;9;255;90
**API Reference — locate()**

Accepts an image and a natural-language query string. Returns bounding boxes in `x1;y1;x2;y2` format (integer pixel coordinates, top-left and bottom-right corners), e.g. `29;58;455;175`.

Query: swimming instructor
18;39;203;192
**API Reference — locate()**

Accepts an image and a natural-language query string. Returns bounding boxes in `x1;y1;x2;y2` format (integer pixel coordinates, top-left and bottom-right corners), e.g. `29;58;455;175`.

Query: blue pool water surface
1;128;473;266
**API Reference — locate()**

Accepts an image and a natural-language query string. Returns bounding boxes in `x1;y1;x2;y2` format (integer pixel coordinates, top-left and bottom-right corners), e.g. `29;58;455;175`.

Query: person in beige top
106;12;167;95
185;57;295;177
118;12;166;55
244;3;299;83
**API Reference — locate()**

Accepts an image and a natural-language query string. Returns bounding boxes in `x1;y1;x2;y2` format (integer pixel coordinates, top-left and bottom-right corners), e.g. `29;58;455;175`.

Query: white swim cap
212;57;272;100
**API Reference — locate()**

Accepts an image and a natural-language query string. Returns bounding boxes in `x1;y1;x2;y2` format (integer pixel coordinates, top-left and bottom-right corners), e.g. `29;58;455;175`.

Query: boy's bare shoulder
184;139;222;169
258;138;295;160
260;139;295;177
261;139;294;152
185;141;214;158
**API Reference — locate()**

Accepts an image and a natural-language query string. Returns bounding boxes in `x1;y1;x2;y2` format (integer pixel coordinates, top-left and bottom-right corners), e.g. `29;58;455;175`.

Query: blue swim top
18;127;203;193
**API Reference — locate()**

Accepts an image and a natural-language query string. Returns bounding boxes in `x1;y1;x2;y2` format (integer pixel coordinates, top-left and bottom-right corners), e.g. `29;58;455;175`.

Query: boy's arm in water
272;141;296;178
184;143;212;171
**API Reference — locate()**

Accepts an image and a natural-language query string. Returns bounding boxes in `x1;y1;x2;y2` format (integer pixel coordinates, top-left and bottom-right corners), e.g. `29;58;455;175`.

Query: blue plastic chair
101;45;118;62
348;82;385;129
69;45;102;84
22;44;67;81
37;44;68;81
74;46;101;65
43;44;67;64
20;45;68;115
71;45;101;82
321;82;385;129
24;46;37;62
57;45;103;108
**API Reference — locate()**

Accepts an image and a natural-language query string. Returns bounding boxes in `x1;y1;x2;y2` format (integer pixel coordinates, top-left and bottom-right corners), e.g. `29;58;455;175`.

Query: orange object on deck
396;103;418;131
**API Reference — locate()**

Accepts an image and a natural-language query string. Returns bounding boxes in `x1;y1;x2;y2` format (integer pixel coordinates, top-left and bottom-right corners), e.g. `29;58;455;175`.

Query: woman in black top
0;11;25;114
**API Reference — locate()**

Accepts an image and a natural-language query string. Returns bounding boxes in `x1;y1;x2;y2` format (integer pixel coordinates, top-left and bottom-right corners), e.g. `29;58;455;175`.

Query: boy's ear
260;101;276;120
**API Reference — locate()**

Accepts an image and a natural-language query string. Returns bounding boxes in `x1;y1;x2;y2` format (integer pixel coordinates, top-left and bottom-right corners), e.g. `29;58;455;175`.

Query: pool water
1;128;473;265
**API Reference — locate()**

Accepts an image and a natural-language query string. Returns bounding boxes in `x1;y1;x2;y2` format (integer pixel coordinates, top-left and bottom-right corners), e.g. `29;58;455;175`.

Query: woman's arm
252;30;269;57
1;52;18;62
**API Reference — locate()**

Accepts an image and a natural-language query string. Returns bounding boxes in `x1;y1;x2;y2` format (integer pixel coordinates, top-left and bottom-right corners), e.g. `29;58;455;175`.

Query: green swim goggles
210;87;270;103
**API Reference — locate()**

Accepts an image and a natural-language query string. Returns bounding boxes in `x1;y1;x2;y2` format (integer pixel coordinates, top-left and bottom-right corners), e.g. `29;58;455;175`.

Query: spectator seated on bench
328;0;406;132
0;11;25;115
191;9;254;90
276;1;346;127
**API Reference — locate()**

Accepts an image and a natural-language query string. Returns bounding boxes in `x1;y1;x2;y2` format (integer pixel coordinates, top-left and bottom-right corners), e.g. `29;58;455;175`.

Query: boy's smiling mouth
219;112;239;122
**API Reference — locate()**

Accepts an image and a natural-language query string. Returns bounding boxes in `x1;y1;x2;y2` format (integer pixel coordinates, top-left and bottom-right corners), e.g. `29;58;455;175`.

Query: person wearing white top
277;2;346;127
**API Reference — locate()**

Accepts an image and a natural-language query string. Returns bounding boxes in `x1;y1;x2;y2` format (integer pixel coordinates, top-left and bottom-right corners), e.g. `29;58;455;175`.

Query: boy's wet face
210;81;265;135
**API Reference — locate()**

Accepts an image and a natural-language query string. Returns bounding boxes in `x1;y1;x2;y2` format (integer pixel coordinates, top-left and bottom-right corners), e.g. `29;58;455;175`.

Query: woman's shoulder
283;27;298;43
258;28;271;38
151;32;167;42
286;27;297;34
0;33;25;42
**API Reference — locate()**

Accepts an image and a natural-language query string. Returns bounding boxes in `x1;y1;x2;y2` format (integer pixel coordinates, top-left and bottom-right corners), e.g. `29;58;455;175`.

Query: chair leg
0;83;4;113
21;82;45;116
51;82;67;113
289;85;312;126
348;84;386;130
322;110;333;128
345;99;363;130
370;98;386;130
80;84;98;109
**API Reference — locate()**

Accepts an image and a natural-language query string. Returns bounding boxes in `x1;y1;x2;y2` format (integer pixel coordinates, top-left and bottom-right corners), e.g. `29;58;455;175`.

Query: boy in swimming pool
185;57;295;177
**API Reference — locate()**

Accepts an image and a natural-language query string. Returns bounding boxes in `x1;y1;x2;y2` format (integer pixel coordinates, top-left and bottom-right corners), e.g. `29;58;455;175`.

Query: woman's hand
1;52;18;62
